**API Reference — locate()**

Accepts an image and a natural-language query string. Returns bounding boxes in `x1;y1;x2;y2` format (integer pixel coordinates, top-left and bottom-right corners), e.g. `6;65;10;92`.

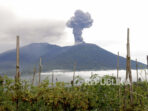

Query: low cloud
4;20;65;42
0;7;66;52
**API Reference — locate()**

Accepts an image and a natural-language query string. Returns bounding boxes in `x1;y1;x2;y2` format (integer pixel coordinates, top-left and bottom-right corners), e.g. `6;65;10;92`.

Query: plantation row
0;75;148;111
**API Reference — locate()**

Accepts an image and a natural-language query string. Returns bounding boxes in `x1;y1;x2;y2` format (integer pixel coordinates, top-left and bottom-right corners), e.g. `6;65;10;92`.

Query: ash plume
67;10;93;44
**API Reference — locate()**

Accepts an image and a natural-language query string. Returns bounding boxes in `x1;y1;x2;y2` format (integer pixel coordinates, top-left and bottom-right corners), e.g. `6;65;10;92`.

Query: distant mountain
0;43;146;74
0;43;61;74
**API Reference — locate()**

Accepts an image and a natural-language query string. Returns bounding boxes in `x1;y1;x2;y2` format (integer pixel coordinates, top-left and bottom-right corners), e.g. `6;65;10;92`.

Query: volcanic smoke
67;10;93;44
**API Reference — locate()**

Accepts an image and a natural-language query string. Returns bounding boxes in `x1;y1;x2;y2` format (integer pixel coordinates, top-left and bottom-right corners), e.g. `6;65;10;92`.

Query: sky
0;0;148;64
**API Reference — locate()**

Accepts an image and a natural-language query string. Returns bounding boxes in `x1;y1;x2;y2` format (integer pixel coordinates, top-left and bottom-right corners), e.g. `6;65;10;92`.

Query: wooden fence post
71;62;76;86
145;70;147;82
52;71;54;85
136;59;138;82
127;28;133;104
124;28;133;110
117;52;121;106
32;66;36;85
38;57;42;86
147;55;148;69
117;52;119;79
15;36;20;82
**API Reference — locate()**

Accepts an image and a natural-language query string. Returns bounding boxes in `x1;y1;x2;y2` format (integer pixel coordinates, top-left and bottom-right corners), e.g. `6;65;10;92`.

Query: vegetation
0;75;148;111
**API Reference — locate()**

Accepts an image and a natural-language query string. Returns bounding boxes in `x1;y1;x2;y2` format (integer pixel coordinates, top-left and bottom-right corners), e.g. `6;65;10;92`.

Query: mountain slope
0;43;146;74
43;43;145;70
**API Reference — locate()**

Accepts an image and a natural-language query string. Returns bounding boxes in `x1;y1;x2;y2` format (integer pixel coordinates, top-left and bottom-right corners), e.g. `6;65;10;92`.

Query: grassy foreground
0;75;148;111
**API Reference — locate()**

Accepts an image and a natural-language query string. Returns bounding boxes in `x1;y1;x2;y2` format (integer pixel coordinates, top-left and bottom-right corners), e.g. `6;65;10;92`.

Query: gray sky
0;0;148;64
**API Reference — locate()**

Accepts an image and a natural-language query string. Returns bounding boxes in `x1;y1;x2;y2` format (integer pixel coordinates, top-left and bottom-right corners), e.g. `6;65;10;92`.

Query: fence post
124;28;133;110
136;59;138;82
15;36;20;82
52;71;54;86
71;62;76;86
38;57;42;86
147;56;148;69
117;52;119;79
32;66;36;85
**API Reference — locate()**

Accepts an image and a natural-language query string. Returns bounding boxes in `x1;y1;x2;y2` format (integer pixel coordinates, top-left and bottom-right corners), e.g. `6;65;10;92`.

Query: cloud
4;20;66;42
0;7;66;52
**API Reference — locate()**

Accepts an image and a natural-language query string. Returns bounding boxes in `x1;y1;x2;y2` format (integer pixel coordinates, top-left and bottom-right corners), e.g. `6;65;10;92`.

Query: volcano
0;43;146;74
